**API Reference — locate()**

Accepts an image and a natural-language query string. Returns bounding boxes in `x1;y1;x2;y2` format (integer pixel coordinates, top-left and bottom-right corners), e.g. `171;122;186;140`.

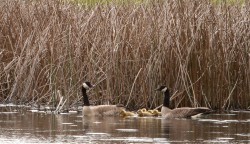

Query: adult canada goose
155;86;213;119
82;82;124;116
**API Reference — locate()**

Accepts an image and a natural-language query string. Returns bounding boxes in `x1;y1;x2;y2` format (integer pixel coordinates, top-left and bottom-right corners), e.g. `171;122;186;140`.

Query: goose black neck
163;90;170;107
82;87;90;106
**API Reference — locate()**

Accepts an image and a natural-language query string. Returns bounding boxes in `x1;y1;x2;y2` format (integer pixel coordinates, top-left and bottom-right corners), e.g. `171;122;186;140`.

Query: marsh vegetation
0;0;249;111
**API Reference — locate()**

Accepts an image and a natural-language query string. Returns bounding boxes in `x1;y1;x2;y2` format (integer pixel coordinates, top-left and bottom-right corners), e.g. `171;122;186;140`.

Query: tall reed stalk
0;0;249;110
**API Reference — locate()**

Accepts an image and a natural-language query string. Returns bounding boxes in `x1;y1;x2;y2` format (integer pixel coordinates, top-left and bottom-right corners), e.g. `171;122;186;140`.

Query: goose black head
155;85;168;93
82;81;94;90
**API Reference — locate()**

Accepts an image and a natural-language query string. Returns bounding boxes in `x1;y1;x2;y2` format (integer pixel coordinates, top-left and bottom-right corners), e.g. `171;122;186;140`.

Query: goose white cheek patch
161;87;168;92
83;83;90;89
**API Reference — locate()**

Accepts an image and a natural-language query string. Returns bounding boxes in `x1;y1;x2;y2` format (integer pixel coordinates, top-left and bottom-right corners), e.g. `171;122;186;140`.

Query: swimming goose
137;108;154;117
82;82;124;116
155;86;212;119
120;109;136;117
148;109;162;116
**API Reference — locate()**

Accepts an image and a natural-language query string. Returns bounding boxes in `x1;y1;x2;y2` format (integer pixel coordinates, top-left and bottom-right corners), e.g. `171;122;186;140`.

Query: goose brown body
83;105;123;116
156;86;213;119
81;82;124;116
161;106;211;119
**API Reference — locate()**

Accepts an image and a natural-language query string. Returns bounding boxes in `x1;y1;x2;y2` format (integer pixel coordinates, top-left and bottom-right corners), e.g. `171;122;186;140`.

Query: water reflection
0;106;250;143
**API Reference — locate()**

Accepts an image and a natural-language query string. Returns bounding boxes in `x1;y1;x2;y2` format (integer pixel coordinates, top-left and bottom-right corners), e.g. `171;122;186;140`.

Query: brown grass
0;0;249;110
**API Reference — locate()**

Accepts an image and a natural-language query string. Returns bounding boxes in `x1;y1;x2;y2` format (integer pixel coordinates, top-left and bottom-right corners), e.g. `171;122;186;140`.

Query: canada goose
137;108;154;117
120;109;136;117
137;108;147;112
82;82;124;116
148;109;162;116
155;86;213;119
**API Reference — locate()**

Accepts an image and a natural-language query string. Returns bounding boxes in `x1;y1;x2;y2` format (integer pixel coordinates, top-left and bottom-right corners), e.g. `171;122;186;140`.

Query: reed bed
0;0;249;110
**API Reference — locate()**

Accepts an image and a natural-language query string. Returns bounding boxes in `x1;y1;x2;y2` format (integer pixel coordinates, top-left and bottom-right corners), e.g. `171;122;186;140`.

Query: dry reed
0;0;249;110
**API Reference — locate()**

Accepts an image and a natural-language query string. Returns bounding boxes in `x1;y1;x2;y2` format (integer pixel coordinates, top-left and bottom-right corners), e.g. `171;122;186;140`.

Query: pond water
0;105;250;143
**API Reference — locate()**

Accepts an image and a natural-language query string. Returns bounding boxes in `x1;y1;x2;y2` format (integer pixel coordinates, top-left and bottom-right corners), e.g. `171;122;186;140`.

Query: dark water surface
0;105;250;143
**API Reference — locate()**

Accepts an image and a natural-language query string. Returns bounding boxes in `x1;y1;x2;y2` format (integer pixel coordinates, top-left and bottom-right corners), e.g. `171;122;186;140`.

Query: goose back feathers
161;107;212;119
83;104;124;116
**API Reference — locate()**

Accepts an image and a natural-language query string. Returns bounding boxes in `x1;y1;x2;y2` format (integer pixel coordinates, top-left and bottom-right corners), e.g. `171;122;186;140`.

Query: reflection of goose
82;82;124;116
82;116;120;135
120;109;136;117
155;86;213;119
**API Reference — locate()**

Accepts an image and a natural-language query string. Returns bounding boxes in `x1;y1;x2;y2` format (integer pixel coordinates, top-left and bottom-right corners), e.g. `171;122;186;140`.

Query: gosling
137;108;154;117
148;109;162;116
120;109;136;117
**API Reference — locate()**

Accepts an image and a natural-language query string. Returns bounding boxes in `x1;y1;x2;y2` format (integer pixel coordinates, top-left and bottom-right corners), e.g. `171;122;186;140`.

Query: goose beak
154;87;160;91
88;84;95;90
